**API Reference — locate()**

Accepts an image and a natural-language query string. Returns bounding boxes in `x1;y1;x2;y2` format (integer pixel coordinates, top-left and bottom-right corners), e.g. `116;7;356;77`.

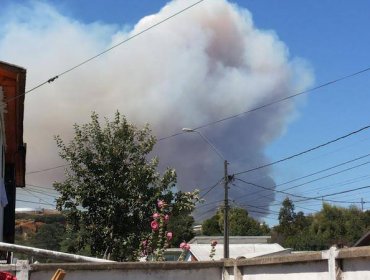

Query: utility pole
361;198;365;212
182;128;231;259
224;160;229;259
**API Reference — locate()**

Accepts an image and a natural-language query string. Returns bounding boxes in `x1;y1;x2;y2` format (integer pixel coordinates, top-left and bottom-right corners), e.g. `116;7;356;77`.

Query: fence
2;245;370;280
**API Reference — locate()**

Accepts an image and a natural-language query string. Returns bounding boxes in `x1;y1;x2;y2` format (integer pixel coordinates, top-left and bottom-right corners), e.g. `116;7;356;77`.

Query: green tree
202;208;270;236
272;199;370;251
167;214;195;247
276;197;296;235
202;212;222;236
29;223;65;251
54;112;199;261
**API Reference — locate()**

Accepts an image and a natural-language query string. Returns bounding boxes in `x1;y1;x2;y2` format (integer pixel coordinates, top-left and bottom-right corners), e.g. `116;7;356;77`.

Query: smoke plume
0;0;313;220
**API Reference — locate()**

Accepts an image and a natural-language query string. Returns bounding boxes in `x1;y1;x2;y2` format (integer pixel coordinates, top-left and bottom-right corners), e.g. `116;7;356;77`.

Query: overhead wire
20;187;58;199
199;178;223;199
26;164;68;175
293;185;370;203
25;183;60;193
234;124;370;176
235;177;361;204
247;158;370;201
16;199;55;207
158;67;370;141
20;189;55;207
7;0;206;103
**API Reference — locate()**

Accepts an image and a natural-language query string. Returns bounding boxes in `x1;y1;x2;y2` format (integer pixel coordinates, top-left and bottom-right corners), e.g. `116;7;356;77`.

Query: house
188;235;271;245
184;236;290;261
186;243;290;261
0;61;27;246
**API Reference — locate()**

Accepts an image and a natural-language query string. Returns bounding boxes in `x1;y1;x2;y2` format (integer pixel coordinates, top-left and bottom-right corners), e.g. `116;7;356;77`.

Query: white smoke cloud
0;0;313;219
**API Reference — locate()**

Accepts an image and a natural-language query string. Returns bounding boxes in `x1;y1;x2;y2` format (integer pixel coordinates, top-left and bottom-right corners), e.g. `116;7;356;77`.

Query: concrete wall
8;246;370;280
29;262;224;280
223;246;370;280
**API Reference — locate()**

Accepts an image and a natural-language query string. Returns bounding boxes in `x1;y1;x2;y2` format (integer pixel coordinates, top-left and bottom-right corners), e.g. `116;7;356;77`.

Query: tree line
201;198;370;250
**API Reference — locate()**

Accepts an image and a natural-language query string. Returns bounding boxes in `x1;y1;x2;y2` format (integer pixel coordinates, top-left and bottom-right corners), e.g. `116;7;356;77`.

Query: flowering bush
178;241;191;261
209;240;217;260
140;200;174;261
139;190;200;262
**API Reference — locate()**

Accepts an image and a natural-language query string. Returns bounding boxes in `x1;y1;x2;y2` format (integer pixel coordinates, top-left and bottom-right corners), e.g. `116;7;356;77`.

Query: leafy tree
29;223;65;251
202;208;270;236
202;212;222;236
167;214;195;247
276;197;296;235
54;112;199;261
272;199;370;251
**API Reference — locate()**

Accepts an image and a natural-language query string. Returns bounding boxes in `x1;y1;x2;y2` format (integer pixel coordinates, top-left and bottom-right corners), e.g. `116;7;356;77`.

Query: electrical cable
274;153;370;189
7;0;206;103
25;183;60;192
158;67;370;141
21;187;58;198
21;189;55;207
234;124;370;176
235;177;361;204
293;185;370;203
247;158;370;201
199;178;223;199
26;164;68;175
16;199;55;206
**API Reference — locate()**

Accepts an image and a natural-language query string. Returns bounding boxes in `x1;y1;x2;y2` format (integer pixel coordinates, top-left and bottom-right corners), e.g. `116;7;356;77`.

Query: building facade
0;61;26;245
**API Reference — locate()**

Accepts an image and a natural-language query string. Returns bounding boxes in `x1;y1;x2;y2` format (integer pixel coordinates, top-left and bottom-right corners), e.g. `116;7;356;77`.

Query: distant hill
15;211;66;250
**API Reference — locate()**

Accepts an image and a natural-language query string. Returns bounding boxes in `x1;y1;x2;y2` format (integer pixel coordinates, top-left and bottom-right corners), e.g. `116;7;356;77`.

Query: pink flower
166;231;173;240
164;214;170;223
179;242;187;249
157;200;166;209
184;244;190;251
152;213;160;219
151;220;159;231
142;240;148;247
211;240;218;247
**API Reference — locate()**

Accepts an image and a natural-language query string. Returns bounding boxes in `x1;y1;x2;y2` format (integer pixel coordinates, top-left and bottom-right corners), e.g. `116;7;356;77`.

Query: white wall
29;262;223;280
16;246;370;280
342;258;370;280
31;267;221;280
239;261;328;280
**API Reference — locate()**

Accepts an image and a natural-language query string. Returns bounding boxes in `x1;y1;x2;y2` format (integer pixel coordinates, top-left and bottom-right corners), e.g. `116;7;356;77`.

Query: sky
1;0;370;226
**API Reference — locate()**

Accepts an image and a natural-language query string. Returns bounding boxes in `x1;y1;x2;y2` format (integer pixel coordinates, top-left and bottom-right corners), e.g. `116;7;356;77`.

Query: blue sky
3;0;370;225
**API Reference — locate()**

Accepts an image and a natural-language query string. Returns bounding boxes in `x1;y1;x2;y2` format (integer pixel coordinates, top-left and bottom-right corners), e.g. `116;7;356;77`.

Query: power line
235;177;361;204
7;0;206;103
16;199;55;207
21;189;55;207
199;178;223;199
275;153;370;189
25;183;59;192
282;161;370;192
234;124;370;176
247;156;370;200
21;187;58;199
294;185;370;203
26;164;68;175
29;123;370;176
158;67;370;141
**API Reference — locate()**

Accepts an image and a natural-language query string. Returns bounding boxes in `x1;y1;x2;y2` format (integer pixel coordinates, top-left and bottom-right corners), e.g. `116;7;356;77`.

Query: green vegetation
53;112;199;261
202;208;270;236
272;198;370;250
